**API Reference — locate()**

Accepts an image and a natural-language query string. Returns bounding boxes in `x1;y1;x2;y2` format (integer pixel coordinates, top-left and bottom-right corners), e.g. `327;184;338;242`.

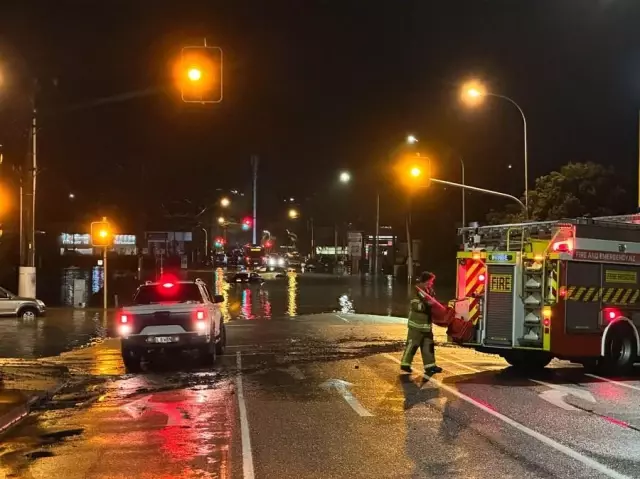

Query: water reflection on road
0;271;417;358
210;269;410;321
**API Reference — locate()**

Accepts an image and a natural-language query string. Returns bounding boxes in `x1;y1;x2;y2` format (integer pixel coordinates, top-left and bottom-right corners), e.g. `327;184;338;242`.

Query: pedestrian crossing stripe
566;286;640;304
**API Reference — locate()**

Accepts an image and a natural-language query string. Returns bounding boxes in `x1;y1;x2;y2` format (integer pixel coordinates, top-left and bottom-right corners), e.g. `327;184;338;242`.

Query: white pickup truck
117;278;226;372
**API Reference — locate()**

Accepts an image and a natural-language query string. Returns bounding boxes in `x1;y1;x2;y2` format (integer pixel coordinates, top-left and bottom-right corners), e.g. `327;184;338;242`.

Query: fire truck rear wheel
502;351;552;371
600;324;637;375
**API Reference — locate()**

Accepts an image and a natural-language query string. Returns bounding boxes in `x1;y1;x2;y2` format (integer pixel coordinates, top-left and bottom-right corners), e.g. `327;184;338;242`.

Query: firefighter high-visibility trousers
401;327;435;369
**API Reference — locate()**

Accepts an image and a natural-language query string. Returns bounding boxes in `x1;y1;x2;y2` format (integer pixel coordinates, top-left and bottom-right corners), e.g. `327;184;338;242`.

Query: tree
486;162;627;224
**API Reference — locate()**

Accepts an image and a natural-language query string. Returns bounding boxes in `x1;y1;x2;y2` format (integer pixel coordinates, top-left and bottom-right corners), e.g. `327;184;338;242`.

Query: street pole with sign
91;217;113;310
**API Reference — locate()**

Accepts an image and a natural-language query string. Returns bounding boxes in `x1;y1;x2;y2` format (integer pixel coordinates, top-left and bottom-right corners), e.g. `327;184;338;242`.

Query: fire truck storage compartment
485;264;515;346
565;261;602;333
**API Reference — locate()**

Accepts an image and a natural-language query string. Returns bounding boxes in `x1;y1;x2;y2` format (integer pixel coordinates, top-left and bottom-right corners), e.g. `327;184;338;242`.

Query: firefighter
400;271;443;375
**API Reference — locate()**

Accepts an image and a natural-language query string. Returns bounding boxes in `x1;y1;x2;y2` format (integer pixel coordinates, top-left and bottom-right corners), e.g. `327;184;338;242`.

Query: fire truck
452;214;640;374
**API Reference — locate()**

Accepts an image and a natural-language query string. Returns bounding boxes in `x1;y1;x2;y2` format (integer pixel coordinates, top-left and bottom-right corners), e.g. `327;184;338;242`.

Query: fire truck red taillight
120;314;128;323
552;239;573;253
196;310;205;320
603;308;620;322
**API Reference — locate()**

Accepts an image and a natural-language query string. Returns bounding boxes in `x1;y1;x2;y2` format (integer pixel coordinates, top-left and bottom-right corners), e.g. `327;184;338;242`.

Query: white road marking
383;353;630;479
585;373;640;393
236;352;256;479
334;313;350;323
439;353;597;410
320;379;374;417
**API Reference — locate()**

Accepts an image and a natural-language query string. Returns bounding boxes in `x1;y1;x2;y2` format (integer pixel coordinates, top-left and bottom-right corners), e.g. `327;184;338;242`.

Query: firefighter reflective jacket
408;290;434;332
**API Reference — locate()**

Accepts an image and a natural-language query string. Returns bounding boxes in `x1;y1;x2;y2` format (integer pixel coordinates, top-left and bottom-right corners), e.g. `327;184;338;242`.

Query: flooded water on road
0;272;435;359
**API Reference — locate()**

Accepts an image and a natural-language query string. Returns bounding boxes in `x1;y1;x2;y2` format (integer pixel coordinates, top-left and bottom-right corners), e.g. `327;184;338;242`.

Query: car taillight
196;310;205;320
120;314;128;323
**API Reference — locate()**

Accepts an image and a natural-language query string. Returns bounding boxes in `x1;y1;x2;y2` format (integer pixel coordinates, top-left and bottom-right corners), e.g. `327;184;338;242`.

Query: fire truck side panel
483;264;517;347
550;260;640;360
563;261;602;333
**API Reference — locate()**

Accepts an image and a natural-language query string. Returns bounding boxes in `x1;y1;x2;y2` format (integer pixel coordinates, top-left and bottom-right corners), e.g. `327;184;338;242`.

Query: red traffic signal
241;217;252;230
264;240;273;248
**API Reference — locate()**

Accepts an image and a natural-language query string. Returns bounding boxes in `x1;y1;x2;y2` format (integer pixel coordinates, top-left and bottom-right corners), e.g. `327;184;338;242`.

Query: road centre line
383;353;630;479
333;313;350;323
236;352;256;479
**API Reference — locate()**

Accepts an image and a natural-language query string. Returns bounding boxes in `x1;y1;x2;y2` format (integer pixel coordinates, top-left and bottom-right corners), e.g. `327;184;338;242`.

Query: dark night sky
1;0;639;236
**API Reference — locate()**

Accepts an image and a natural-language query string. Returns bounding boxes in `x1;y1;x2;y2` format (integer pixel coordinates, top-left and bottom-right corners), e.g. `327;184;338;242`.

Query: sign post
91;217;113;310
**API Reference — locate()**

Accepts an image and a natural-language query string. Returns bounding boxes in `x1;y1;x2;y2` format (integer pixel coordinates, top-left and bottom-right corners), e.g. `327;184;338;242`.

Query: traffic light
241;217;252;231
264;240;273;248
395;154;431;190
180;45;223;103
90;220;112;247
214;237;225;248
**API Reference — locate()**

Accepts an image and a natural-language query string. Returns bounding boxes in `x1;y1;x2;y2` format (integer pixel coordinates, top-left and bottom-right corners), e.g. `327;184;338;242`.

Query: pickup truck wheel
200;340;216;367
122;346;143;373
215;324;226;356
18;307;38;320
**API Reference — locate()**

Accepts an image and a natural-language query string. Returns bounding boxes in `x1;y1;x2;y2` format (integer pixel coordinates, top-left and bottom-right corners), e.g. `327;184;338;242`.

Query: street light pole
373;191;380;275
251;155;258;244
459;156;466;226
486;92;528;214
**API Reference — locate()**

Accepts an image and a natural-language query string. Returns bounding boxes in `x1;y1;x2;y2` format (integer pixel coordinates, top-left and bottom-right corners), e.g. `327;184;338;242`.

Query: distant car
117;278;225;372
0;286;46;319
229;272;264;284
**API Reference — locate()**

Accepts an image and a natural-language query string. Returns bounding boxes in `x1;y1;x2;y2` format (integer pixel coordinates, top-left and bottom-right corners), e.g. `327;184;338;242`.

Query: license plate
147;336;179;344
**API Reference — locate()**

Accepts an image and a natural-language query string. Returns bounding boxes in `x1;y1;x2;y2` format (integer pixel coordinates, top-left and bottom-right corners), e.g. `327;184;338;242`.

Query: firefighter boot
424;365;443;375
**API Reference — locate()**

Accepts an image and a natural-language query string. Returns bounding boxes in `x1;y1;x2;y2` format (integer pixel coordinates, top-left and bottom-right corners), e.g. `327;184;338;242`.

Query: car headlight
268;258;276;266
278;258;285;266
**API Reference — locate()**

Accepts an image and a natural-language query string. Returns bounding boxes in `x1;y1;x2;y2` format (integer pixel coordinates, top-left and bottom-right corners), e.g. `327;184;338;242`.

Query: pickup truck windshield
132;283;203;305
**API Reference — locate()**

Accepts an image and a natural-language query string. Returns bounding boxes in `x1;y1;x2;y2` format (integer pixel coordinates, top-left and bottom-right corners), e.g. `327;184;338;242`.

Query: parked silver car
0;286;46;319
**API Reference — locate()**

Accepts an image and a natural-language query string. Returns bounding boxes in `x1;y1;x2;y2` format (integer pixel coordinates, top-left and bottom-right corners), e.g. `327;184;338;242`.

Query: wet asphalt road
2;314;640;478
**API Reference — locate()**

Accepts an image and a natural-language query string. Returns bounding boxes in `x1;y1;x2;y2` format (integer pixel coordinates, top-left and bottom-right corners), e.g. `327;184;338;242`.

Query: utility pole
373;191;380;275
309;217;315;258
19;105;37;298
251;155;258;244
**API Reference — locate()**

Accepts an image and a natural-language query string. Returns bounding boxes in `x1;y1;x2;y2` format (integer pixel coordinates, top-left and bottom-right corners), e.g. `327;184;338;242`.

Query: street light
339;171;351;183
461;79;529;214
220;197;230;208
68;193;75;200
410;166;422;178
406;134;418;144
217;216;225;225
288;208;299;219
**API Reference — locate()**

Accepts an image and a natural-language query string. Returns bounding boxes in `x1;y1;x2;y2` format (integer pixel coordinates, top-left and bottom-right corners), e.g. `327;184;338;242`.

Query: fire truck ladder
459;213;640;251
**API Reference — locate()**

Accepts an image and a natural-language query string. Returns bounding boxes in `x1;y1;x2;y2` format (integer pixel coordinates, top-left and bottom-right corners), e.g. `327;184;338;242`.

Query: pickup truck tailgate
123;303;203;335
